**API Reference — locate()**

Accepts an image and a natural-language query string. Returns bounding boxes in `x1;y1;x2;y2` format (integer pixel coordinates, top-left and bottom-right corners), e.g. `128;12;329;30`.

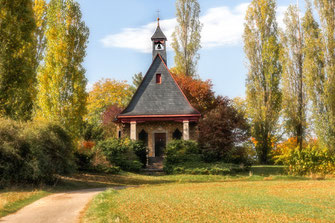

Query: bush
129;140;147;167
164;140;201;165
0;119;29;186
0;118;75;187
163;161;248;175
22;122;75;184
94;138;146;172
273;138;335;176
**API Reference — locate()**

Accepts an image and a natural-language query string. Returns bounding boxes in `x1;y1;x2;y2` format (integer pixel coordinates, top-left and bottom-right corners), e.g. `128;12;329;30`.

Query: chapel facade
116;19;201;162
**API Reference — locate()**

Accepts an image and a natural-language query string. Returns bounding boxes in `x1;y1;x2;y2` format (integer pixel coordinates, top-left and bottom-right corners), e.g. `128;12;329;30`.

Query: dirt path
0;187;125;223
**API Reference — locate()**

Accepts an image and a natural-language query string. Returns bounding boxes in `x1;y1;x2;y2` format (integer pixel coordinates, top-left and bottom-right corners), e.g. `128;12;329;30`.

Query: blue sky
77;0;305;98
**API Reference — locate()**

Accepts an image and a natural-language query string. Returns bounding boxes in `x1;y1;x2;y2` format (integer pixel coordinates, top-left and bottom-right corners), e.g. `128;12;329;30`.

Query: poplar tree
0;0;37;120
243;0;282;164
172;0;202;77
304;0;335;150
281;5;307;151
36;0;89;137
33;0;47;68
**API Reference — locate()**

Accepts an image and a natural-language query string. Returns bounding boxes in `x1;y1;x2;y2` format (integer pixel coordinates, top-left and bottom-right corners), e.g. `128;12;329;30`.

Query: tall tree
280;5;307;151
36;0;89;137
304;0;335;150
33;0;47;68
243;0;282;164
171;0;202;77
0;0;37;120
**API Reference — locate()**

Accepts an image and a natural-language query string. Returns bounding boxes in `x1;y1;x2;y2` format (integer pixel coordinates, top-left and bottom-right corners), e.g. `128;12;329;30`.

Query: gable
119;55;200;117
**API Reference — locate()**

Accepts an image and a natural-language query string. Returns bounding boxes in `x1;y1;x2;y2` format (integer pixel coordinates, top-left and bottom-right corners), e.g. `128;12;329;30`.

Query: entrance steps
142;157;164;175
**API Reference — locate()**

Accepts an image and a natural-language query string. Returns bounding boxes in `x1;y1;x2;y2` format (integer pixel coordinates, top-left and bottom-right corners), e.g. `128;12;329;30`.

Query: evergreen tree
36;0;89;137
132;72;143;88
171;0;202;77
281;5;307;151
243;0;282;164
0;0;37;120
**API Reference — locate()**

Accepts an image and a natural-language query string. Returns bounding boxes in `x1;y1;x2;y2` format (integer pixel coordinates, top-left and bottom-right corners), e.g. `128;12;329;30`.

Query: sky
77;0;306;98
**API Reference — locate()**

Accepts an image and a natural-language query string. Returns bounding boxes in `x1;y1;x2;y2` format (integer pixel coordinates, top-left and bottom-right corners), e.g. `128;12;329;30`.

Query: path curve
0;187;125;223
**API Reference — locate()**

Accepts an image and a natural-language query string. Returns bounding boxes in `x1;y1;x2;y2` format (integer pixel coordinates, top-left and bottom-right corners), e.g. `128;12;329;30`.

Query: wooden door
154;133;166;157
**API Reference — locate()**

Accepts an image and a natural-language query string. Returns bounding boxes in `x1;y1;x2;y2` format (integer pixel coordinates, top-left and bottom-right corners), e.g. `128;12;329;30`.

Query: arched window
139;129;148;146
172;129;182;140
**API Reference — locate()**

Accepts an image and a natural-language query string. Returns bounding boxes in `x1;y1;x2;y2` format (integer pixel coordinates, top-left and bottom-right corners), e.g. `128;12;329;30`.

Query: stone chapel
116;18;201;162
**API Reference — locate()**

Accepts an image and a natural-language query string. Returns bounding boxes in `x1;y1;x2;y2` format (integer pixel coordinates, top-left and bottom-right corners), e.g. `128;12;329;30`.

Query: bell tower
151;17;167;64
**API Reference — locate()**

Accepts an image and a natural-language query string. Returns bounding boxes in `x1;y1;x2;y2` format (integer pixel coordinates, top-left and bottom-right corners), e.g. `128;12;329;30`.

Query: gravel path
0;187;125;223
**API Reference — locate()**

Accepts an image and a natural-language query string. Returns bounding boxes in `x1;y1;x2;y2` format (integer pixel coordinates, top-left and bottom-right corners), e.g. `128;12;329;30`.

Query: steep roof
151;25;167;40
118;55;200;117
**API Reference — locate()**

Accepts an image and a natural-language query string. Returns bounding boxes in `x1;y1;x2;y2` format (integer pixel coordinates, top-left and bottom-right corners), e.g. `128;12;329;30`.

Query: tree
33;0;47;68
0;0;37;120
172;0;202;77
86;78;133;125
102;104;123;138
171;68;218;114
280;5;307;151
243;0;282;164
132;72;143;88
305;0;335;151
35;0;89;137
304;0;335;150
198;97;250;163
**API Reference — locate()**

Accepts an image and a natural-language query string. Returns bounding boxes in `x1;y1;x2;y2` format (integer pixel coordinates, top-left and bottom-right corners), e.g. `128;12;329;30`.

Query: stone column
183;120;190;140
130;121;137;140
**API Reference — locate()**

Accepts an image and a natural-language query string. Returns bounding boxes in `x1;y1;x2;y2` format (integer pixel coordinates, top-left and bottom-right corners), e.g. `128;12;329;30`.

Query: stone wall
117;121;198;157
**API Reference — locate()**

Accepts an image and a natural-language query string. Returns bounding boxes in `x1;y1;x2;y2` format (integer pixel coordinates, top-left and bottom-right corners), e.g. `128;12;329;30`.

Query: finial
157;9;160;26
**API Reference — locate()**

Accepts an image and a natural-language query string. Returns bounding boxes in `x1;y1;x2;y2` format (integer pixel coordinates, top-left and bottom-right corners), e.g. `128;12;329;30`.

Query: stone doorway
154;133;166;157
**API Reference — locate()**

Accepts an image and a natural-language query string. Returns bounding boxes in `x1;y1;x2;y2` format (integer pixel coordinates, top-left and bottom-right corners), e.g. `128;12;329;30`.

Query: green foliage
0;0;37;120
172;0;202;77
23;122;75;183
164;161;248;175
36;0;89;138
94;138;146;172
280;5;307;150
164;140;201;165
273;139;335;176
0;118;75;187
130;141;147;168
82;122;104;141
243;0;282;164
304;0;335;151
132;72;143;88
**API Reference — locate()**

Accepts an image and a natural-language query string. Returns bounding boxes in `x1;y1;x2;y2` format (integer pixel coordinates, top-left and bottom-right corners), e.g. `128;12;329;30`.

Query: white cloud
101;3;288;53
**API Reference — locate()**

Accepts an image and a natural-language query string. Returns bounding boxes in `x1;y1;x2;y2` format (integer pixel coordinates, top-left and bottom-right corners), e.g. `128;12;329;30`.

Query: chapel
116;18;201;163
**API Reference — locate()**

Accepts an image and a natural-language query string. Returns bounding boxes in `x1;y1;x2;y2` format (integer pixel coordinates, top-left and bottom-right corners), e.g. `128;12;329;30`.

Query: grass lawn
83;179;335;223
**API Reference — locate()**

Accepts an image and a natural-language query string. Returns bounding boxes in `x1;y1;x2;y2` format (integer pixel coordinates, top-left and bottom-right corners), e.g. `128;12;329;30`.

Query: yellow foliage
86;78;133;124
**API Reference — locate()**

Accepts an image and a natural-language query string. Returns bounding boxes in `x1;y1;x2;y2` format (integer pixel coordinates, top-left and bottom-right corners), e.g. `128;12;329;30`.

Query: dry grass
83;180;335;223
0;189;49;217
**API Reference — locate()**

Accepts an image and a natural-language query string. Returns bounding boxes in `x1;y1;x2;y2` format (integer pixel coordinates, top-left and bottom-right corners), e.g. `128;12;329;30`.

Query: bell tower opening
151;17;167;64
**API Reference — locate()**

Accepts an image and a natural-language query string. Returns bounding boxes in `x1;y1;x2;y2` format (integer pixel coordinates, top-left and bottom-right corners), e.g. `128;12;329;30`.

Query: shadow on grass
53;165;311;190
